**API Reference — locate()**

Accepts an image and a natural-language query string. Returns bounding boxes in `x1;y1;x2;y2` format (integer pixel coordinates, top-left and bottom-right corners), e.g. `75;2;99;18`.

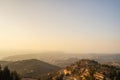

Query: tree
0;65;2;80
11;71;20;80
3;66;11;80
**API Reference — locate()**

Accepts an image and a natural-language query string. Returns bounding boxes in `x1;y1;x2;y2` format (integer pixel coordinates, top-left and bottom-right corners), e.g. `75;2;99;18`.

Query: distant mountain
55;58;79;67
0;59;60;78
2;53;120;67
43;59;120;80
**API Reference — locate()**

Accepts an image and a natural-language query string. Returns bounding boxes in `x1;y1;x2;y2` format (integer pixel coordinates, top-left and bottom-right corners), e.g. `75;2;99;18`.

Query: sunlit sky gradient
0;0;120;57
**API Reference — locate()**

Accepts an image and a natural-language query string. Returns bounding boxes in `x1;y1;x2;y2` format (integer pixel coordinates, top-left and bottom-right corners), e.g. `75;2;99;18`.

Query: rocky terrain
40;59;120;80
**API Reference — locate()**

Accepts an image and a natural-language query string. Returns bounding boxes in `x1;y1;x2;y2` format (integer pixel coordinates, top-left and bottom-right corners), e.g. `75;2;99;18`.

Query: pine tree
0;65;2;80
10;71;20;80
3;66;11;80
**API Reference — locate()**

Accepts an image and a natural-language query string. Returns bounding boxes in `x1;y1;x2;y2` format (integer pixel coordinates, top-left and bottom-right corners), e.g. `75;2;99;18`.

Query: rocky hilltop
41;59;120;80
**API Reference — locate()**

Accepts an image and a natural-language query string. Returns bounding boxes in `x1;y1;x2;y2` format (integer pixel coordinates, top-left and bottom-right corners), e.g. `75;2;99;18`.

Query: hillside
42;59;120;80
0;59;60;78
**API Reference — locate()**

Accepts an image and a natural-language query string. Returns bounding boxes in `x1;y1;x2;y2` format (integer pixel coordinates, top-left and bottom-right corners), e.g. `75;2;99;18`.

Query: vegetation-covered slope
1;59;60;78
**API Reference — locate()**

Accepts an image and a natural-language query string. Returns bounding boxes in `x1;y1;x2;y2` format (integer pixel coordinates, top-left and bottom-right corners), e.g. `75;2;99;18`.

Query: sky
0;0;120;57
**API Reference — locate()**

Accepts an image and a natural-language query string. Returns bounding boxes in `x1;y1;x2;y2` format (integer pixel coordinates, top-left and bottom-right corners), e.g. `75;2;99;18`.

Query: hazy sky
0;0;120;57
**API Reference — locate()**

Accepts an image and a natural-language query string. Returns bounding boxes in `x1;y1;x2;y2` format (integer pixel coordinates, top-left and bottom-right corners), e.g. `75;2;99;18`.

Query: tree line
0;65;20;80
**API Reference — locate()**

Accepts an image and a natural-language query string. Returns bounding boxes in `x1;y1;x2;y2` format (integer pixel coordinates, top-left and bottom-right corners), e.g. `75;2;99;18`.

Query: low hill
0;59;60;78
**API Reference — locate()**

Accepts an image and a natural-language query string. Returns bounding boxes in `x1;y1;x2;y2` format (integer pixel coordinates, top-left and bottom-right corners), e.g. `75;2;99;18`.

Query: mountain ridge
2;53;120;67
